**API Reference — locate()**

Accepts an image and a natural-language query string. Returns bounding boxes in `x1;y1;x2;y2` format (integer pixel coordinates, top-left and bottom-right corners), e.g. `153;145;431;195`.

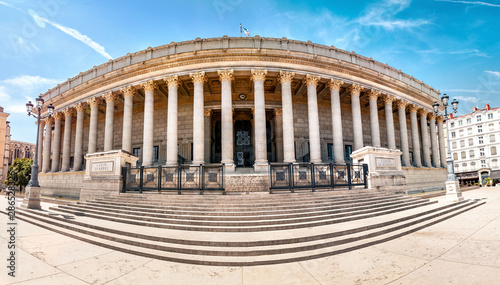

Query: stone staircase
5;191;484;266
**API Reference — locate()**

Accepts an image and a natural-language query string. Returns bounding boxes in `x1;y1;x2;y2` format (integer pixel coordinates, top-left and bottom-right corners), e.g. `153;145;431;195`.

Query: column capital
368;89;381;100
396;99;408;109
428;113;436;120
349;83;363;94
75;102;87;112
103;91;119;103
189;71;207;83
251;69;267;81
418;109;429;117
217;69;234;81
37;119;45;127
62;107;74;117
204;109;212;117
120;85;136;98
141;80;158;91
43;117;53;125
164;75;180;87
304;74;321;86
436;116;445;123
87;96;101;107
53;111;64;121
383;95;396;104
327;78;344;90
408;104;419;113
278;70;295;84
274;108;283;116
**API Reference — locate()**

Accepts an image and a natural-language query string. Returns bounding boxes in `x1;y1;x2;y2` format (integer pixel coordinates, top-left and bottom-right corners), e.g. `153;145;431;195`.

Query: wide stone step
70;198;420;222
7;200;484;266
48;199;436;232
90;194;405;212
79;196;415;218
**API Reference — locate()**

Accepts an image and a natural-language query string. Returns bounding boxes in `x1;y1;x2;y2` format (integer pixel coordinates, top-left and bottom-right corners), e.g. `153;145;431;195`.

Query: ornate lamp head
35;96;44;108
451;99;459;112
47;104;54;116
26;101;34;114
441;93;449;107
433;101;440;115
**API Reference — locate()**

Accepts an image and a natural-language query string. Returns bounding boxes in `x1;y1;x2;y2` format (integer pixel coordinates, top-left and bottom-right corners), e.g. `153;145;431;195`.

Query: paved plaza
1;187;500;285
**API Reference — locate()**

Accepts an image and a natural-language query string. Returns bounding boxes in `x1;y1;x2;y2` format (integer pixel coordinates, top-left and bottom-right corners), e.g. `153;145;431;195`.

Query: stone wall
39;171;84;199
402;166;447;193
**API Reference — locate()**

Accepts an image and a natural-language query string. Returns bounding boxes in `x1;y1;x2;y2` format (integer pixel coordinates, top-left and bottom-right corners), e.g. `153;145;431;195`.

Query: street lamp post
21;96;54;209
433;94;464;202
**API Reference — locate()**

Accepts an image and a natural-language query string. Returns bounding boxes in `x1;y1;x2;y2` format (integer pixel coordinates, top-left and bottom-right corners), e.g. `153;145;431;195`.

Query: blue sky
1;0;499;143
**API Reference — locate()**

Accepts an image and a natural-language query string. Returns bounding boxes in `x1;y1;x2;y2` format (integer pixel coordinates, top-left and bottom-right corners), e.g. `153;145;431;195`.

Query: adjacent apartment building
448;104;500;186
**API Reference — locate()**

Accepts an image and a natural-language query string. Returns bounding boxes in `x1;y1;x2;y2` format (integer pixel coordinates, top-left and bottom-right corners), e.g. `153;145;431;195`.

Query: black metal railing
269;162;368;193
122;164;225;194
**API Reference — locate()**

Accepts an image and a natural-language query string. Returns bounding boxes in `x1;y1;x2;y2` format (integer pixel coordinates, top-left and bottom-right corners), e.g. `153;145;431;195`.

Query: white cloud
435;0;500;8
485;70;500;78
0;75;59;114
441;88;500;94
454;96;480;103
3;75;60;87
0;2;113;60
417;48;488;57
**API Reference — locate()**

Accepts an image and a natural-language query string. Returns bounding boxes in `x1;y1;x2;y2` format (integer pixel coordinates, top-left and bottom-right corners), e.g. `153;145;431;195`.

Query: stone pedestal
445;180;464;202
351;146;406;194
80;150;138;202
21;186;41;209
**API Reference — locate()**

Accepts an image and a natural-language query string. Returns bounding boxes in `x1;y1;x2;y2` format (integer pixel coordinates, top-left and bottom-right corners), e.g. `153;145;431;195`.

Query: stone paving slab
1;187;500;284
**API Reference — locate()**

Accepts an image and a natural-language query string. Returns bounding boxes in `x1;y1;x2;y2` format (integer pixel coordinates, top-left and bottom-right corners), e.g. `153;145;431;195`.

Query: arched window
453;153;458;160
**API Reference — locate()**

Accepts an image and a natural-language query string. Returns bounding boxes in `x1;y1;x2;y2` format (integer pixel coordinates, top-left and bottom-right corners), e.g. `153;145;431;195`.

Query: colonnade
37;69;447;174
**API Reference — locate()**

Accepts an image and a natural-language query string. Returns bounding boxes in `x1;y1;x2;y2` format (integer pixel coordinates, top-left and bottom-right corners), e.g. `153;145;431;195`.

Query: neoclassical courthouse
36;36;447;197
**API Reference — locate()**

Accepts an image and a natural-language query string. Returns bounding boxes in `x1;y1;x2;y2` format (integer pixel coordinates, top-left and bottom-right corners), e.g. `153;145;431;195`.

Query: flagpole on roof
240;23;242;37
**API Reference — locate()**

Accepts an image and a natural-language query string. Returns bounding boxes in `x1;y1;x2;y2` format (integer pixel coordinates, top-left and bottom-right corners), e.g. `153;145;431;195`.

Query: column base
445;180;464;202
223;162;235;173
20;186;41;210
253;161;269;173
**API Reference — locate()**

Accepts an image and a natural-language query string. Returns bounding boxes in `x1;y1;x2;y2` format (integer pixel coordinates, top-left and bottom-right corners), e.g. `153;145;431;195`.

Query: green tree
5;158;33;192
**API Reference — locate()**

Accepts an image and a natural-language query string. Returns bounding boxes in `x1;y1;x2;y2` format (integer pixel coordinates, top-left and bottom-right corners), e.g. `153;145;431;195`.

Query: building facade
35;36;447;197
448;104;500;185
0;107;9;189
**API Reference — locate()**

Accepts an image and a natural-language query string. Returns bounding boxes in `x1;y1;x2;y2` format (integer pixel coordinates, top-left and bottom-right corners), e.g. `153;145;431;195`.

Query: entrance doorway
234;120;253;167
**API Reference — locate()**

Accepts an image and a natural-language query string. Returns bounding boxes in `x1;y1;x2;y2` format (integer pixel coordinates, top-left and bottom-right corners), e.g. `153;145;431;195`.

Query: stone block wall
402;166;447;193
39;171;84;199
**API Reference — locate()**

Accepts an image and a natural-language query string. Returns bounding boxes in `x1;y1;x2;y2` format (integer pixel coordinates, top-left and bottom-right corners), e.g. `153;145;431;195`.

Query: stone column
189;71;207;165
420;110;431;167
204;109;212;163
37;120;44;172
304;74;322;163
251;69;269;170
274;108;284;162
397;101;410;166
437;116;446;168
87;97;100;154
164;75;180;166
51;112;63;172
61;108;73;171
429;113;439;167
120;85;135;154
218;69;235;171
384;96;396;149
42;118;53;173
351;84;364;151
103;91;118;152
368;90;381;147
278;71;296;163
328;79;345;163
140;80;157;166
409;105;422;167
73;102;85;171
